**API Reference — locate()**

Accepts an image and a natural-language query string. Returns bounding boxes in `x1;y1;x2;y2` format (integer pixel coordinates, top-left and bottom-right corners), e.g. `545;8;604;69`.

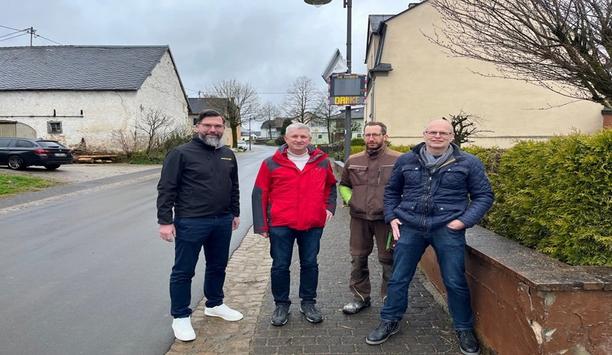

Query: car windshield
38;141;66;148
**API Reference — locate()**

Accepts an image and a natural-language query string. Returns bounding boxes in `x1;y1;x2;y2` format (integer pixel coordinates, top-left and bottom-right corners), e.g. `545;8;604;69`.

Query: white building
0;45;189;151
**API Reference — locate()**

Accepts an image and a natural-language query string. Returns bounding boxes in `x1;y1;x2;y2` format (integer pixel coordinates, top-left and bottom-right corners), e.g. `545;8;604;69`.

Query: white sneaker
204;304;243;321
172;316;196;341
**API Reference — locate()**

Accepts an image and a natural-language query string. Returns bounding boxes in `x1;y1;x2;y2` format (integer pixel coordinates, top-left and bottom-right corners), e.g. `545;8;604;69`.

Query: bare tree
259;101;281;139
284;76;322;124
210;79;259;147
431;0;612;108
442;111;491;147
315;96;340;144
136;107;172;155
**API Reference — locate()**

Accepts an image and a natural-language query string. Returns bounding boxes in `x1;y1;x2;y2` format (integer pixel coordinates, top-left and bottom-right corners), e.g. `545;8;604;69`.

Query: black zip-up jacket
156;138;239;224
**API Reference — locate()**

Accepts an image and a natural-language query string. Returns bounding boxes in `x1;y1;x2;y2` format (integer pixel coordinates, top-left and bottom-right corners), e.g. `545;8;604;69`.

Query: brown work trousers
349;217;393;302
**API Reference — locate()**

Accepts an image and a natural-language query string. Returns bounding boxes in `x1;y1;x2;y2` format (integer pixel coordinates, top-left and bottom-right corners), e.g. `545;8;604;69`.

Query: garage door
0;121;36;138
0;121;16;136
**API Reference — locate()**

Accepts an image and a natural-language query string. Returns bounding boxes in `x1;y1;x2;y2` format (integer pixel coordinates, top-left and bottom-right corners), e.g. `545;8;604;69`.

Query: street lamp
305;0;353;162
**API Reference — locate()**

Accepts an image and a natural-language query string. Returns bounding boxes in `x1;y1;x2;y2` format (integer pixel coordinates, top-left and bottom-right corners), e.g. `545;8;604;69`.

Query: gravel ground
0;163;160;183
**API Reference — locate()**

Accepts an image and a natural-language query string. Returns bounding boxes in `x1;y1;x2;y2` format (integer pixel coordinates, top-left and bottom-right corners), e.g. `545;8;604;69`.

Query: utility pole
27;27;35;46
344;0;352;163
248;116;252;151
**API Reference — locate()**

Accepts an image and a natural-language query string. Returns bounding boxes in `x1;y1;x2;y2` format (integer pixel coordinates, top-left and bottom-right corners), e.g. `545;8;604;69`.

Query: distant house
261;117;286;140
0;45;189;151
188;97;240;146
330;107;364;143
261;114;332;145
365;2;603;148
240;130;260;139
303;119;329;145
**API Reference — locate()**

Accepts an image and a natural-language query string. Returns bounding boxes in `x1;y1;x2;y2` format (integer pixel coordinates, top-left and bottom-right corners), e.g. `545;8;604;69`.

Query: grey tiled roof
0;45;169;91
261;117;285;129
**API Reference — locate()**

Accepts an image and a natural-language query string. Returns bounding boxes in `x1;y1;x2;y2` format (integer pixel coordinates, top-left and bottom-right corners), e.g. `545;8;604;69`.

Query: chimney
603;108;612;129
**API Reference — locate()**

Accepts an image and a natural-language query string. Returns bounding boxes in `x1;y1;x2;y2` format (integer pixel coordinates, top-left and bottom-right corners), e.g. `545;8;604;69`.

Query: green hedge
351;137;365;146
350;144;412;155
350;134;611;266
479;131;611;266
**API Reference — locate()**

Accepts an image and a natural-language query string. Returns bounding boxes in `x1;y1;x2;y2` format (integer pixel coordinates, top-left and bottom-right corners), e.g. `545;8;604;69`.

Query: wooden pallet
73;154;118;163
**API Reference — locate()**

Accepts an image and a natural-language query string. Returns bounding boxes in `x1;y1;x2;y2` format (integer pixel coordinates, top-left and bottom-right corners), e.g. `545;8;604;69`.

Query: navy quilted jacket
384;143;493;231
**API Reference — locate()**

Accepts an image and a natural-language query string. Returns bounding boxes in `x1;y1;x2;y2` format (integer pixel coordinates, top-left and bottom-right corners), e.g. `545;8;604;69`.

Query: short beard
366;142;384;153
199;133;222;148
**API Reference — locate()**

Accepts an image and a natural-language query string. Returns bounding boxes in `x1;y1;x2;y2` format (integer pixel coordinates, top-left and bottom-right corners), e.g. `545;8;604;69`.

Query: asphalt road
0;144;276;355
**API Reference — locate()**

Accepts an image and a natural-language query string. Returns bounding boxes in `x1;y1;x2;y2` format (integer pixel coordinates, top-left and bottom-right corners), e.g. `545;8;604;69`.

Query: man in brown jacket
339;122;401;314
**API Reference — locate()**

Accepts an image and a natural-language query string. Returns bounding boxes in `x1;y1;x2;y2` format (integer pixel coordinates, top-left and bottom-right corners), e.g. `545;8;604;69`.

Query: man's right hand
259;232;269;239
390;218;402;241
159;224;176;242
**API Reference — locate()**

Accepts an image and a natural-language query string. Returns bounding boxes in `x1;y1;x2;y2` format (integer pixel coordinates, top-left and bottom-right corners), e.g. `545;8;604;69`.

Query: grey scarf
419;145;454;174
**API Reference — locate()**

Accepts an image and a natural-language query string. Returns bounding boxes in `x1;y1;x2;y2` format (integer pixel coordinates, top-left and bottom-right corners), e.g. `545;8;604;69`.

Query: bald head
425;119;453;132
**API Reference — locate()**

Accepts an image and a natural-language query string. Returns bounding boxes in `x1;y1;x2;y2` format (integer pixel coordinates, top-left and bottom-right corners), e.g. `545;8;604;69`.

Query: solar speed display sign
329;73;366;106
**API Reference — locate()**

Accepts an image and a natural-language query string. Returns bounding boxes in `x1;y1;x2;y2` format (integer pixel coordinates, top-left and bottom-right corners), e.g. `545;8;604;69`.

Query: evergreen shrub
480;131;611;266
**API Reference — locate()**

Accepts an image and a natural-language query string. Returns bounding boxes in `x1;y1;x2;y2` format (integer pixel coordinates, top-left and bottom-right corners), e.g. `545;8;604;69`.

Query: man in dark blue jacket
366;119;493;355
157;110;243;342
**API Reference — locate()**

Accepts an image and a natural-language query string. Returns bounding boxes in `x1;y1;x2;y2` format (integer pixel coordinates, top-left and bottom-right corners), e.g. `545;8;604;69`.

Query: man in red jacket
252;122;337;326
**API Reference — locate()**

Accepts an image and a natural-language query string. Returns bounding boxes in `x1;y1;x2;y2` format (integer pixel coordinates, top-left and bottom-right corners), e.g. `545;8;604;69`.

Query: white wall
0;51;189;151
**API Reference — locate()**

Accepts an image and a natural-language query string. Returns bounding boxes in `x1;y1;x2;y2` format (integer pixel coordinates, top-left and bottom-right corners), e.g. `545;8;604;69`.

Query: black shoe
342;298;371;314
270;304;290;326
365;320;400;345
456;330;480;355
299;303;323;323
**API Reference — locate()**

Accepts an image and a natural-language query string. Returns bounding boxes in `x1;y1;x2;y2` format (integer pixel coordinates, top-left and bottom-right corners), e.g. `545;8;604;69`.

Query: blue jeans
170;214;233;318
269;226;323;305
381;225;474;330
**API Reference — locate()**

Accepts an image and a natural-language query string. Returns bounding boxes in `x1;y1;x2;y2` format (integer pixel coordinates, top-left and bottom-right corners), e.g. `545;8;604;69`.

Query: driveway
0;163;160;183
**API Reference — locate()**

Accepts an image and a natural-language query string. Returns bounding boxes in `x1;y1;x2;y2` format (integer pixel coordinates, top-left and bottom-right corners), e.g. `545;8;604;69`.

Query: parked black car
0;137;73;170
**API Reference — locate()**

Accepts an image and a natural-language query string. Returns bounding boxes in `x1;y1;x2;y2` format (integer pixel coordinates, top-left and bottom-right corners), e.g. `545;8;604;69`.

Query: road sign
329;73;366;106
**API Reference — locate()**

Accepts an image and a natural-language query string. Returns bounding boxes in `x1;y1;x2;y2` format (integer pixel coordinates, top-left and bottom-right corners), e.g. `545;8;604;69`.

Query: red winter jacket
252;145;337;233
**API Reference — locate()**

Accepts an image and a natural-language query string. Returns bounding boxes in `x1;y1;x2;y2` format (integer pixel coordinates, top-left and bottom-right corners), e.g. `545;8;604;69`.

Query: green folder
386;230;394;251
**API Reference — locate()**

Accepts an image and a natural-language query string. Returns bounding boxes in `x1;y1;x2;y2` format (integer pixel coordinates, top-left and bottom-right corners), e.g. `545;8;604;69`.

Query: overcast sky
1;0;415;108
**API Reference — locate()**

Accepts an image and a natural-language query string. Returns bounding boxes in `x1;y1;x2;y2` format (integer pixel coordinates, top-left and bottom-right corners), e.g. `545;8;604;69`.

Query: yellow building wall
366;3;603;148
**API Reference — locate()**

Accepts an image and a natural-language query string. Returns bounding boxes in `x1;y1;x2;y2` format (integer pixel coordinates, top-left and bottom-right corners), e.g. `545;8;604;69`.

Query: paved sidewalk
167;204;460;354
166;229;272;355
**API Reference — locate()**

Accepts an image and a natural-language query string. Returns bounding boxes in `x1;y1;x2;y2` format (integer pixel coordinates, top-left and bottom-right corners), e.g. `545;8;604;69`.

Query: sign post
329;73;366;161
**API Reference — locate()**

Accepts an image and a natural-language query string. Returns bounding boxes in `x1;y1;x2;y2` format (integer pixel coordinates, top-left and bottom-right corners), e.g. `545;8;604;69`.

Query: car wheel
8;156;25;170
45;164;61;170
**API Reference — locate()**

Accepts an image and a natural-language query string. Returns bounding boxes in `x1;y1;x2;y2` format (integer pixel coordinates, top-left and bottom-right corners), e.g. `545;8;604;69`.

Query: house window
356;133;362;138
318;134;323;139
47;121;63;134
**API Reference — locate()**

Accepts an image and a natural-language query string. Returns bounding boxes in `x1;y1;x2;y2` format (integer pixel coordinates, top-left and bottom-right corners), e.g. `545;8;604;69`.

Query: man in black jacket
157;110;242;342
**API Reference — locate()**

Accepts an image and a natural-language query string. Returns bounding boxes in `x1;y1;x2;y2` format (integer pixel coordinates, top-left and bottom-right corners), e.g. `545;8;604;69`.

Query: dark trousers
381;225;474;330
170;214;233;318
349;218;393;301
269;226;323;305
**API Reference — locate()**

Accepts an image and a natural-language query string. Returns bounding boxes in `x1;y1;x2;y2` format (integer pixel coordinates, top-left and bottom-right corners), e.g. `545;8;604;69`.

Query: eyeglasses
198;123;225;130
424;131;453;137
364;133;383;138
